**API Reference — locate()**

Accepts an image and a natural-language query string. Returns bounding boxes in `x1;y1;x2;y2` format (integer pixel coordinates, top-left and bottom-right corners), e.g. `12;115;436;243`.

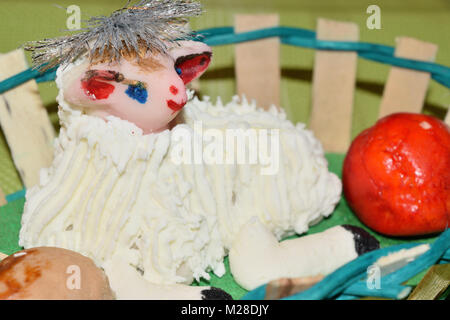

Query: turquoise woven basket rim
0;26;449;95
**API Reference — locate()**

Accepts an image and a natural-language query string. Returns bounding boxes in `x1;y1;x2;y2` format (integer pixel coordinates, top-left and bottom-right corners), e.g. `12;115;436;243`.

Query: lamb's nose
169;85;179;95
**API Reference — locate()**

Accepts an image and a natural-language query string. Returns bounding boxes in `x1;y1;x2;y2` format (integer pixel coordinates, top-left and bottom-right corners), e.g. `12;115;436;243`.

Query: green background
0;0;449;194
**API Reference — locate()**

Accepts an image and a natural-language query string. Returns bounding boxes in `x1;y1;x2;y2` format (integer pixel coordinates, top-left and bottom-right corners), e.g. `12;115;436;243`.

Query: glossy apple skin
343;113;450;236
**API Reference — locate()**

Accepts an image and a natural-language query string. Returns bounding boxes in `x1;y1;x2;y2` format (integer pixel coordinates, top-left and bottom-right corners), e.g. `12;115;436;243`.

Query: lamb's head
26;0;209;133
60;40;212;134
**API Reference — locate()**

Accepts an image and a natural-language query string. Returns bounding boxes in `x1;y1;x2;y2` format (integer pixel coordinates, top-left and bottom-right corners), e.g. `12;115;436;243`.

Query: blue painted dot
125;83;148;104
176;67;182;75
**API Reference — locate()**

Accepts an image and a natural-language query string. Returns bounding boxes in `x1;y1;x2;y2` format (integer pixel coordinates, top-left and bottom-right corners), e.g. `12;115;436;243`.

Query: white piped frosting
19;63;342;287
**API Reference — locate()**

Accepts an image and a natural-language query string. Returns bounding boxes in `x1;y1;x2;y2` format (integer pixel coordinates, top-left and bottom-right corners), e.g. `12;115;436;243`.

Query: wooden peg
0;49;55;188
309;18;359;153
0;252;8;261
265;274;324;300
235;14;281;110
379;37;438;118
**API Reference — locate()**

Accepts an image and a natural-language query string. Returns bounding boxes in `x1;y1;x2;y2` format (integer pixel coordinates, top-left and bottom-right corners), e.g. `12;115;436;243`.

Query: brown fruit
0;247;115;300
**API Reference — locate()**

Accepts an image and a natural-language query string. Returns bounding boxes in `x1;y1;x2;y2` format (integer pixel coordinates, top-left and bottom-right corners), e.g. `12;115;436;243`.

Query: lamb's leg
103;256;232;300
229;217;379;291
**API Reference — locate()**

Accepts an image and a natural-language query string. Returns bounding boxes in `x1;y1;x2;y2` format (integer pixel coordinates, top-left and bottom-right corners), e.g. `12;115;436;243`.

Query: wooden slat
376;244;429;277
0;252;7;261
445;106;450;126
0;49;55;188
0;187;6;206
265;275;324;300
379;37;438;118
235;14;280;110
309;19;359;153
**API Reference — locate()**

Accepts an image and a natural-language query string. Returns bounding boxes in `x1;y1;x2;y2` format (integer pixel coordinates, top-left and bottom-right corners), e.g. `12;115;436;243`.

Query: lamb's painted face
62;41;212;134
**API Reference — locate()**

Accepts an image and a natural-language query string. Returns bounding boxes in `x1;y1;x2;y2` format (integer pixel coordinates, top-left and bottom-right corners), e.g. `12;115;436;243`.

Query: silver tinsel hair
25;0;203;70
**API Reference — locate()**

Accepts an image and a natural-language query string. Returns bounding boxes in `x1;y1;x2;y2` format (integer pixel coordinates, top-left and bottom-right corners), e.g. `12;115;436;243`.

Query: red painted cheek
81;77;115;100
169;85;179;95
167;99;186;113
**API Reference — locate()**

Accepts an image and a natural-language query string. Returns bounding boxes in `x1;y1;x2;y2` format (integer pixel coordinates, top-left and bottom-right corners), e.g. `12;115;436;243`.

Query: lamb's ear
170;40;212;84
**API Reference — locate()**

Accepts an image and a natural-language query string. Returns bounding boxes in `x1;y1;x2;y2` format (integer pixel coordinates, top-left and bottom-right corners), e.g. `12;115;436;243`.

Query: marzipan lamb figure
19;1;378;299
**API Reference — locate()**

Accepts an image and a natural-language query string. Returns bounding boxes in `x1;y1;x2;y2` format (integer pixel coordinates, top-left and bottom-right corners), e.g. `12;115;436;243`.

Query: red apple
343;113;450;236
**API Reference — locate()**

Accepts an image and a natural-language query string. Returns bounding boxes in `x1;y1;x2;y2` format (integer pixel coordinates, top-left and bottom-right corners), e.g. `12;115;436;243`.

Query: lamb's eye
176;67;182;75
125;81;148;104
